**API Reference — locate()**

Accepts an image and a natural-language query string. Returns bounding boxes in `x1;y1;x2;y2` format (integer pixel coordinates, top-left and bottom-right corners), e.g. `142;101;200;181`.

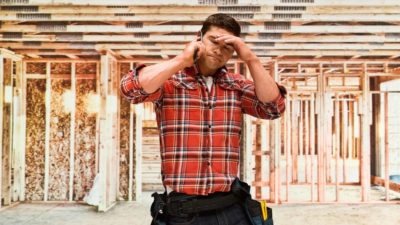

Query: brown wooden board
26;63;46;75
73;79;97;200
51;63;71;75
48;79;71;200
25;79;46;201
119;63;132;199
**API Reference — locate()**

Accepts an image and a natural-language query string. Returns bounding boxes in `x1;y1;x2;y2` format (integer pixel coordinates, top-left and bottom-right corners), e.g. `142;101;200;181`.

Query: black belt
166;192;241;216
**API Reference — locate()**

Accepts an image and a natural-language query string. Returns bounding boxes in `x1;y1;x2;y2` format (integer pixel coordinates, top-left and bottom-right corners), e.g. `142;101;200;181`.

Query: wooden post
384;92;389;201
128;104;134;201
273;61;281;204
95;62;100;173
310;93;316;202
325;93;333;184
20;61;27;201
291;95;299;183
12;60;24;202
134;104;143;202
255;123;262;199
360;63;371;202
68;63;76;202
317;64;326;202
261;121;268;200
335;94;340;201
44;62;51;201
342;99;348;183
285;95;291;202
349;100;354;161
99;55;109;211
0;55;3;208
305;99;309;183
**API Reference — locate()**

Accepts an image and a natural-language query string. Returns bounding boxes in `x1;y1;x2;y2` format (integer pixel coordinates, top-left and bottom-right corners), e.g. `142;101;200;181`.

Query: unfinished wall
48;63;72;201
73;63;97;201
25;63;46;201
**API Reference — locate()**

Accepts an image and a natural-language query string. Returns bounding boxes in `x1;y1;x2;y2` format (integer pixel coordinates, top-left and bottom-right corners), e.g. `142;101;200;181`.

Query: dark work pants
167;201;252;225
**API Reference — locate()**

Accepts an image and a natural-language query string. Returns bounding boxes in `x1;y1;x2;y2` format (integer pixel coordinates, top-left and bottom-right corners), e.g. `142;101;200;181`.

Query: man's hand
215;34;280;103
215;34;258;63
181;39;206;68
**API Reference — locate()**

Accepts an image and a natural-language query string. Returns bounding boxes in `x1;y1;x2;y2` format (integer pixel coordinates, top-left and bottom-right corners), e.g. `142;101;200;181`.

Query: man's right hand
181;39;205;68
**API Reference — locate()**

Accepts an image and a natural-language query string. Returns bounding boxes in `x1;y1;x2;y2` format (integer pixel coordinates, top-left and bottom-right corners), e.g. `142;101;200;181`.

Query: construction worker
120;13;286;225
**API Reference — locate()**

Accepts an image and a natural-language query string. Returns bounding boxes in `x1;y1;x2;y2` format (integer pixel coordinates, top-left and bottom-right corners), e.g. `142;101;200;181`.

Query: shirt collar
183;66;228;79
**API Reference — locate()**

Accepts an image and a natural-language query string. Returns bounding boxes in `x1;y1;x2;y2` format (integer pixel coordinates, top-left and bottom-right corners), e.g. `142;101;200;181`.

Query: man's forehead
204;26;234;37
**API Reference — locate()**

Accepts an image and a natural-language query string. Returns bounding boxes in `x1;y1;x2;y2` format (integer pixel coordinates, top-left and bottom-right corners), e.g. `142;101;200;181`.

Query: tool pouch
247;199;274;225
150;192;167;225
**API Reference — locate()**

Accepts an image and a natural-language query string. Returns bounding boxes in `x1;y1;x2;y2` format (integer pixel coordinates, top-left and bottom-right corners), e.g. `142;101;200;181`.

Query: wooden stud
95;62;100;174
134;104;143;202
20;61;27;201
317;63;326;202
285;95;291;202
255;123;262;199
128;62;134;201
291;95;299;183
335;94;340;201
273;61;281;204
384;92;389;201
128;104;134;201
12;60;24;202
0;55;3;208
310;93;316;202
342;99;348;183
305;99;310;183
360;63;371;202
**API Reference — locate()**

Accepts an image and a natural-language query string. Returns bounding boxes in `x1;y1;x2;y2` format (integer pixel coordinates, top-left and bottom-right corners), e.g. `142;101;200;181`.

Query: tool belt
150;178;274;225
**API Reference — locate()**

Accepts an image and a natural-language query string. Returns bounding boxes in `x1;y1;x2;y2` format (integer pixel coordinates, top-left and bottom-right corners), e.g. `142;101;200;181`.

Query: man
121;13;286;225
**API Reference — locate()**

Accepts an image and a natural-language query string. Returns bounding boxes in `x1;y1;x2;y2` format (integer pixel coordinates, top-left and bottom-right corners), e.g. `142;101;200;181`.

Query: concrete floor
1;192;400;225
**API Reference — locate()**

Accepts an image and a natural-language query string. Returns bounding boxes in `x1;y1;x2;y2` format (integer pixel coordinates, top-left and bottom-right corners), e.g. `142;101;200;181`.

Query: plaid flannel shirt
120;65;286;195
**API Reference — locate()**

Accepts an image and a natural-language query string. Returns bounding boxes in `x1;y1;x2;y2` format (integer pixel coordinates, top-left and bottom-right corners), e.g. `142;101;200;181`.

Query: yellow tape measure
260;200;268;220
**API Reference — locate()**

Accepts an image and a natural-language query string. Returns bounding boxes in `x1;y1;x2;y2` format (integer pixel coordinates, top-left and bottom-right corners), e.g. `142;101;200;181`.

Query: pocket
246;199;274;225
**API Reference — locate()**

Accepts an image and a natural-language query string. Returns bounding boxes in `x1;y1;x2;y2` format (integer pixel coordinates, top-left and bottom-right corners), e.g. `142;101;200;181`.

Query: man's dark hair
200;13;241;37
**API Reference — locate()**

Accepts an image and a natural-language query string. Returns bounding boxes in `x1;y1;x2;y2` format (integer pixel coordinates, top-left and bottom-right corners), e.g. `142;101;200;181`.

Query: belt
166;192;240;216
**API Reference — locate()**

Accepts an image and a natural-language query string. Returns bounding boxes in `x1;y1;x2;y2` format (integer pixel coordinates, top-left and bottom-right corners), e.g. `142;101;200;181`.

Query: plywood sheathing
118;63;132;200
73;63;97;201
25;79;46;201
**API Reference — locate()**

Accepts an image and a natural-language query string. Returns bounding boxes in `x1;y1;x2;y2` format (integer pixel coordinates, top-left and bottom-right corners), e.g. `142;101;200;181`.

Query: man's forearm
245;58;280;103
138;55;187;93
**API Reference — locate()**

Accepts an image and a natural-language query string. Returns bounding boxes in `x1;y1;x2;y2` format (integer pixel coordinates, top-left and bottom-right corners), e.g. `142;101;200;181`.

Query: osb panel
119;63;134;199
25;79;46;201
51;63;71;74
48;80;71;201
76;63;97;74
119;91;132;199
73;79;97;200
26;62;46;74
120;63;131;76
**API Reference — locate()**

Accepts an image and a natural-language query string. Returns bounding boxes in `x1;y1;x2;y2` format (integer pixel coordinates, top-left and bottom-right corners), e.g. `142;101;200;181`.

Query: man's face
198;26;235;72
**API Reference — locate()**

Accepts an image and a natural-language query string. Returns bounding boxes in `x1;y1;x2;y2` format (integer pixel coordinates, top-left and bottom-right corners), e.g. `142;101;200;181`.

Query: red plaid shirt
120;65;286;195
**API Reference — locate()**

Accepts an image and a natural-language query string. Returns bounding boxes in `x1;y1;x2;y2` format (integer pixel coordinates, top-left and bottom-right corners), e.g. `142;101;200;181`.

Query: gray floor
1;192;400;225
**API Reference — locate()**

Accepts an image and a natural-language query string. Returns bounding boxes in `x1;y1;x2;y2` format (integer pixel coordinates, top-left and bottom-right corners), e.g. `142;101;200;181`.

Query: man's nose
214;46;223;55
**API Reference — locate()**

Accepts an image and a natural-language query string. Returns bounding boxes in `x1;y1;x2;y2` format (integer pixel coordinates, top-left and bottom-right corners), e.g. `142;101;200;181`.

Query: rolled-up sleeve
120;65;163;104
241;80;286;120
